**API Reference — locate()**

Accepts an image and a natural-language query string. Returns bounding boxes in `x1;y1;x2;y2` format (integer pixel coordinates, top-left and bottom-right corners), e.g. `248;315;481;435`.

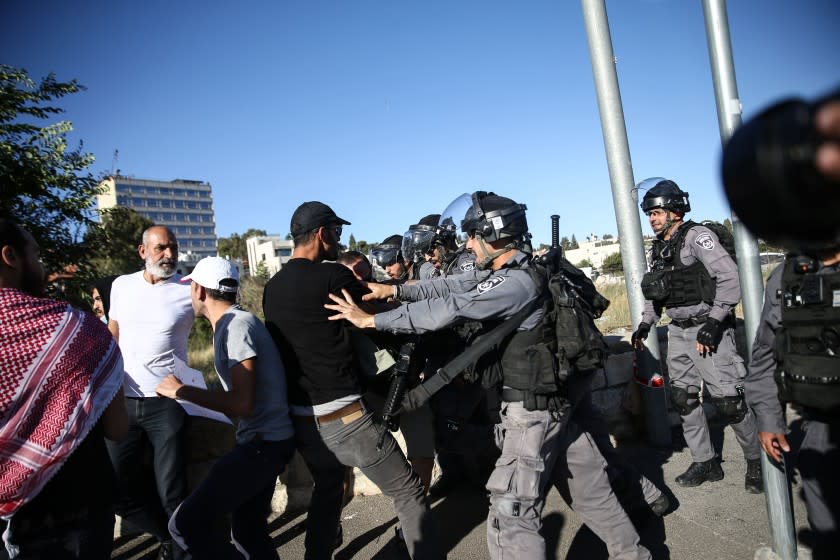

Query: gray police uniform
419;260;440;279
745;262;840;557
642;222;760;464
378;251;650;560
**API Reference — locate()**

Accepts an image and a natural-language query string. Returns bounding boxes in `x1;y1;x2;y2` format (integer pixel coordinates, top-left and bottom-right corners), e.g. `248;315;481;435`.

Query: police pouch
774;353;840;413
641;270;670;302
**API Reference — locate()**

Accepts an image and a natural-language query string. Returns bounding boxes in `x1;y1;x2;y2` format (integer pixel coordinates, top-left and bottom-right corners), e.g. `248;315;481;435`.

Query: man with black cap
263;201;443;560
631;178;762;493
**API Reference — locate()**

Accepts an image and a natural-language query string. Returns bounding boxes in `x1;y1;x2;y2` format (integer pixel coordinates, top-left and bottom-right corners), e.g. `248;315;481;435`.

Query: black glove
696;317;723;349
631;322;652;344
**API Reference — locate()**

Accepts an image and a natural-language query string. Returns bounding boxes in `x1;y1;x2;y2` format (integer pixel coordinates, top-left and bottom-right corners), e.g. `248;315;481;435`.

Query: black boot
675;459;724;487
745;458;764;494
649;493;671;516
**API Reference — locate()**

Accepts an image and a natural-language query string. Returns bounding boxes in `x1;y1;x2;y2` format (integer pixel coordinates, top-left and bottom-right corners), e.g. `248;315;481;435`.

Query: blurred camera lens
722;91;840;247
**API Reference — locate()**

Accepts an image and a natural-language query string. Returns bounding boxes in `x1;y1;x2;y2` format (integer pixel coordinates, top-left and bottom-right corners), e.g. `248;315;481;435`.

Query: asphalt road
112;417;814;559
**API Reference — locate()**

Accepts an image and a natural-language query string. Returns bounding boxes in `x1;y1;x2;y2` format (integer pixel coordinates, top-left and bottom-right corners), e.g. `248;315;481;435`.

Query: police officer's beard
655;212;677;239
145;256;177;279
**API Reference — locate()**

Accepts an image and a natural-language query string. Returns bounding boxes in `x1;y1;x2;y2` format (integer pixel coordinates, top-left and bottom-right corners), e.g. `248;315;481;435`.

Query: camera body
722;89;840;248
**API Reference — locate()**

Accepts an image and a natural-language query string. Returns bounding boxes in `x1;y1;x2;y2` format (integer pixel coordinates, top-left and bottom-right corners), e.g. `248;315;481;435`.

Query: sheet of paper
172;356;232;425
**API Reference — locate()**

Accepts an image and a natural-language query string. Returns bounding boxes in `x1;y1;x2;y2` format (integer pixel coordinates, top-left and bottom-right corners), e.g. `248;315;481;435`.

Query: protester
106;225;194;559
91;274;119;323
263;201;444;560
155;256;295;559
0;219;127;559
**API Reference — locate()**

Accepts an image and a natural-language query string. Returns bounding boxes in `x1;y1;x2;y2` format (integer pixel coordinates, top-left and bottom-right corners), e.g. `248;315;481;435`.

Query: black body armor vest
775;256;840;413
641;220;716;308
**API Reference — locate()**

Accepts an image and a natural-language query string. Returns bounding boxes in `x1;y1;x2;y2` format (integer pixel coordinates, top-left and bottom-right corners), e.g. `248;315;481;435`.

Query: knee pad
711;395;748;424
671;386;700;416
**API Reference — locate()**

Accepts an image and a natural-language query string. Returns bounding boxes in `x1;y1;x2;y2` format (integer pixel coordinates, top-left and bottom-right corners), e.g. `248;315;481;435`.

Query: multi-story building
98;175;217;258
245;235;294;277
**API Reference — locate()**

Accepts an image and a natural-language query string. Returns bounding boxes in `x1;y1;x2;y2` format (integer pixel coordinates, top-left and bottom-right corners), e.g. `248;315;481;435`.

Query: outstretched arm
326;289;375;329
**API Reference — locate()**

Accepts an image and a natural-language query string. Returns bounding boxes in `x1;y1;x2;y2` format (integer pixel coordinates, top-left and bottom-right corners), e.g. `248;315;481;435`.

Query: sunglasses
325;225;342;238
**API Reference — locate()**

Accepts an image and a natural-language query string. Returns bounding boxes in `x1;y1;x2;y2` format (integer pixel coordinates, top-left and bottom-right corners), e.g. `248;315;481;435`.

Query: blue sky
2;0;837;247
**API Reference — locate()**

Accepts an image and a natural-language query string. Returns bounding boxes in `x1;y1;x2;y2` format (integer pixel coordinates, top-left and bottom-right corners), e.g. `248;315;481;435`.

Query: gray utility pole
702;1;797;558
581;0;670;447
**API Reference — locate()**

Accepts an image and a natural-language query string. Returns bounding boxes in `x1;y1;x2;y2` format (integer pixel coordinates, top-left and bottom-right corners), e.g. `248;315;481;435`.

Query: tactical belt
501;388;556;404
670;315;708;329
292;400;365;426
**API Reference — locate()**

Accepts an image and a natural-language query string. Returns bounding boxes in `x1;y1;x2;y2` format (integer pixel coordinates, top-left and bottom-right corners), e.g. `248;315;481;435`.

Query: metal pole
702;1;797;558
581;0;670;447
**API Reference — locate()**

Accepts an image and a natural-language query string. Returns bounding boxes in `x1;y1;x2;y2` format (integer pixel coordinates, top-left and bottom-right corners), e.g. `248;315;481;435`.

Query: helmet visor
439;193;472;245
369;245;401;268
402;228;436;260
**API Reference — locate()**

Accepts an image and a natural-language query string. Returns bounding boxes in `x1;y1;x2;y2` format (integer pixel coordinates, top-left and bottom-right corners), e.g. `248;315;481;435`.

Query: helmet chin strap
475;236;515;270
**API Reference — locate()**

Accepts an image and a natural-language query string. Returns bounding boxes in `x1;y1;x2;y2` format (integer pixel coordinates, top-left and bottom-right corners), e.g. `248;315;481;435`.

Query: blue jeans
106;397;188;544
170;437;295;559
293;403;444;560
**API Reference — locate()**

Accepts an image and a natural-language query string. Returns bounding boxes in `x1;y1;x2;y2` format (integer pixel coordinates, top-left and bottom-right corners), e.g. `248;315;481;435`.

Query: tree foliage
570;234;579;249
0;65;101;302
560;236;572;250
254;260;270;280
601;252;624;274
86;207;153;276
217;228;267;261
575;258;593;268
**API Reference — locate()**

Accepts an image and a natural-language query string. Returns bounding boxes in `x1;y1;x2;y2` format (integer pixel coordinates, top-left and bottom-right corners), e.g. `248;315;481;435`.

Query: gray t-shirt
214;306;294;444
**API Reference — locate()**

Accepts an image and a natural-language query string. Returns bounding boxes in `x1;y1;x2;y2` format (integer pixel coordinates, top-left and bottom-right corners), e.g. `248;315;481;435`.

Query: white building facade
246;235;294;277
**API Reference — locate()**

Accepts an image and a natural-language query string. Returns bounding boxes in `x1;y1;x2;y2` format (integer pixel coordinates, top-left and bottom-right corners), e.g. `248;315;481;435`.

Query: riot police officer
745;246;840;558
631;178;763;493
328;192;651;560
402;214;444;279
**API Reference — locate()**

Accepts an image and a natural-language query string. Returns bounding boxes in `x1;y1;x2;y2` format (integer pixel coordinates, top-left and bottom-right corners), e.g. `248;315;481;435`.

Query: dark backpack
528;256;610;374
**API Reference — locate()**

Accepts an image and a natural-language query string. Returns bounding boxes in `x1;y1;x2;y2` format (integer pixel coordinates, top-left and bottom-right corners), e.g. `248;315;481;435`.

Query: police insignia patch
477;276;505;293
694;232;715;250
460;262;475;272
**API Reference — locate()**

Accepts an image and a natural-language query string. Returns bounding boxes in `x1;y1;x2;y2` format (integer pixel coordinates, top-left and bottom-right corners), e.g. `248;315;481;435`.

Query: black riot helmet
460;191;529;243
370;234;404;268
402;214;441;261
639;178;691;214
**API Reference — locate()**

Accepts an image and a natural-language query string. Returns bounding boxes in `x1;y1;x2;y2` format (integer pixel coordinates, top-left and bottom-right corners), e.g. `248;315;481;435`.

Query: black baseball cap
290;201;351;235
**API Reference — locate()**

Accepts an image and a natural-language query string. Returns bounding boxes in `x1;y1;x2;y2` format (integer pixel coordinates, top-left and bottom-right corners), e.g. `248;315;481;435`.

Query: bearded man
106;225;194;560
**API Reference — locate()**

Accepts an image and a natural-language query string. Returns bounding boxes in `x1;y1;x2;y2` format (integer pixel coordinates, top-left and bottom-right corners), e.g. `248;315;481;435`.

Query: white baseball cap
181;257;239;292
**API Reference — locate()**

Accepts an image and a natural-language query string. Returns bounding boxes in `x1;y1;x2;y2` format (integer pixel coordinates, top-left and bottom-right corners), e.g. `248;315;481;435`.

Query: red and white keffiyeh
0;287;123;517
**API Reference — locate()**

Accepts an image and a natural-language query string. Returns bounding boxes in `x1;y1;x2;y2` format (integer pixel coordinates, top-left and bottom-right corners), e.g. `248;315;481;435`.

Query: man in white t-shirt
106;225;194;560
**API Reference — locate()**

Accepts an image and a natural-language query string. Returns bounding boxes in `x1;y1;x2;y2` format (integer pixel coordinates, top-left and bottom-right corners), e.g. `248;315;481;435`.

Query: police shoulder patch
459;261;475;272
694;232;715;251
477;276;505;294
